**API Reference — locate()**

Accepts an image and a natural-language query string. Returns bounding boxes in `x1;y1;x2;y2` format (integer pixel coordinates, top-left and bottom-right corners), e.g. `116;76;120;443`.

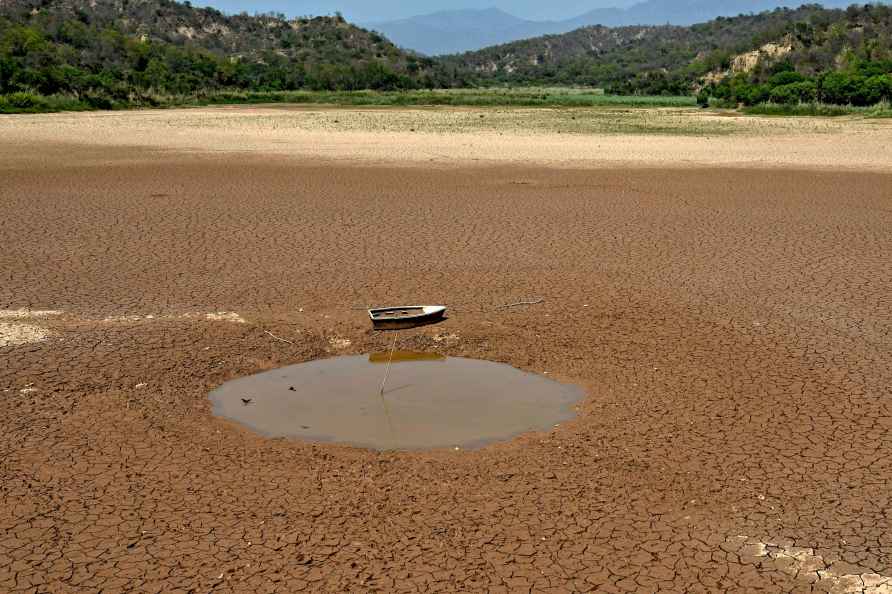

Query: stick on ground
499;298;545;309
264;330;294;345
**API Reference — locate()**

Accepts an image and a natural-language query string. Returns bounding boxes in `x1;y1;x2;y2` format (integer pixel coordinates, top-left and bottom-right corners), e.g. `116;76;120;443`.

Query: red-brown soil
2;144;891;592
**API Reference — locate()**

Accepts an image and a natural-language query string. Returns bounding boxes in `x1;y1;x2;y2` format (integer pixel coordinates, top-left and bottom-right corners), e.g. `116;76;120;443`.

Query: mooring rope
377;332;398;448
379;333;397;395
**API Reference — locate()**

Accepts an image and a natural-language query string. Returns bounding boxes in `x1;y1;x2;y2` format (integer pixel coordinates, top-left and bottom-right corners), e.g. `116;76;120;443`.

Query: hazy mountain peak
368;6;532;30
370;0;880;55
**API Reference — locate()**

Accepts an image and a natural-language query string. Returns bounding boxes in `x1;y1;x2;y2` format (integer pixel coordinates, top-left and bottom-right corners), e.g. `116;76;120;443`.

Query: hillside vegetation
699;5;892;107
0;0;466;111
445;3;892;105
1;0;891;113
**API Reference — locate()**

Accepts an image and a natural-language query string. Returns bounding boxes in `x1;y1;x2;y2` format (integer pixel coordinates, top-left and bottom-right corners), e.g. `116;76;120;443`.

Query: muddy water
210;352;583;450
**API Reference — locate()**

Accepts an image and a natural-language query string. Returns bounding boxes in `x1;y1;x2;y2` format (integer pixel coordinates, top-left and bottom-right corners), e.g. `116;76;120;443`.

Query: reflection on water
210;352;582;451
368;351;446;364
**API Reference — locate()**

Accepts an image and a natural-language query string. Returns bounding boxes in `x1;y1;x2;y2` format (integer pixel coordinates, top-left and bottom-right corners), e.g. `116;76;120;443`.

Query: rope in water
379;332;397;395
377;332;398;448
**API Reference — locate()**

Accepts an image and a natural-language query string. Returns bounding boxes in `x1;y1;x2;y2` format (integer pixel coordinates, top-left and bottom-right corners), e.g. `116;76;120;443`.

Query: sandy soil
2;105;892;171
1;107;892;592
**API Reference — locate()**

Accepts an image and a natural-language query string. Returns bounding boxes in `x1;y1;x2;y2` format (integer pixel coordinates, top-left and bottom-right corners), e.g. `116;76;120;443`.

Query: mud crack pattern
724;537;892;593
2;149;891;592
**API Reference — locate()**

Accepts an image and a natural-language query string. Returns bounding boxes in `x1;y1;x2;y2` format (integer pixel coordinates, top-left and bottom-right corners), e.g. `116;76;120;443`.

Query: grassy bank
0;92;95;114
741;101;892;117
216;88;699;108
0;88;697;114
5;89;891;119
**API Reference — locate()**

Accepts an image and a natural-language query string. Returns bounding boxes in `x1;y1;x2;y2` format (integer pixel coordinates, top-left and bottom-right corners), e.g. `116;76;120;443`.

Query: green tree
862;74;892;103
769;81;816;104
819;72;863;104
143;57;171;89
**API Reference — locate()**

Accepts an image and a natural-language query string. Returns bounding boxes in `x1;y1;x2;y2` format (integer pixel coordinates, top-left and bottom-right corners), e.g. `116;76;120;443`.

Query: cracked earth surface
1;145;891;592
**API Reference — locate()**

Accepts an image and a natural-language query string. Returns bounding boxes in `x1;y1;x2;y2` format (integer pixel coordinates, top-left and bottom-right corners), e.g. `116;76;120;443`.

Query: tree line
0;2;475;110
445;4;892;105
2;1;892;111
699;59;892;106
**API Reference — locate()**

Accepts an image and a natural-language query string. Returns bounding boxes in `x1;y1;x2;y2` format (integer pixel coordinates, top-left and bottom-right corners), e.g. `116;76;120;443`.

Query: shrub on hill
0;0;456;103
702;60;892;107
449;3;892;107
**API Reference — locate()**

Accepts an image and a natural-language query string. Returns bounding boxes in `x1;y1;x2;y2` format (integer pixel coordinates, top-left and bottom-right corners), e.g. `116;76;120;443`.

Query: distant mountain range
362;8;563;57
365;1;880;55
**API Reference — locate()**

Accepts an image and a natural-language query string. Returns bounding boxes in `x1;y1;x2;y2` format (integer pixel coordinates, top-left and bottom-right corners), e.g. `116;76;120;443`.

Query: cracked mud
724;536;892;594
2;139;891;592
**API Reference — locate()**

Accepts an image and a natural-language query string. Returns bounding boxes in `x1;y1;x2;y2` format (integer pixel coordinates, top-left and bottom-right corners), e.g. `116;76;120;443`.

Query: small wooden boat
369;305;447;330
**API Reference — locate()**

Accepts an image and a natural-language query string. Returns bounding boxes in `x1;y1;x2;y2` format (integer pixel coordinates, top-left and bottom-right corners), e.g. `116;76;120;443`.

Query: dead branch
264;330;294;345
499;298;544;310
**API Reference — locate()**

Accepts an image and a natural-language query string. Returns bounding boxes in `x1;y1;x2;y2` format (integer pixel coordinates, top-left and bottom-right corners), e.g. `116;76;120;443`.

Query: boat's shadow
373;316;449;332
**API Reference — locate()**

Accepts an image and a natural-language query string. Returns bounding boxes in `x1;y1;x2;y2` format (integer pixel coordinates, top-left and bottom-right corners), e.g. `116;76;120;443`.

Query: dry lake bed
2;105;891;592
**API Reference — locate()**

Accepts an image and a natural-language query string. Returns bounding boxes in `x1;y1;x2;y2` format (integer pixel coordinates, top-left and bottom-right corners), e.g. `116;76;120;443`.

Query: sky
193;1;636;22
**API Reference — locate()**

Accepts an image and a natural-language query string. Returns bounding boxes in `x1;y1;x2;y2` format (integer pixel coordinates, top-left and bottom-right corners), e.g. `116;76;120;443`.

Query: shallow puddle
210;352;583;450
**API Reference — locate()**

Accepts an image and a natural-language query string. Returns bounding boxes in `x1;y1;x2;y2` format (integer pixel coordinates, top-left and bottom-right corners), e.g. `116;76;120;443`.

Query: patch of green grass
742;101;892;118
0;92;92;114
194;89;698;108
0;88;697;114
